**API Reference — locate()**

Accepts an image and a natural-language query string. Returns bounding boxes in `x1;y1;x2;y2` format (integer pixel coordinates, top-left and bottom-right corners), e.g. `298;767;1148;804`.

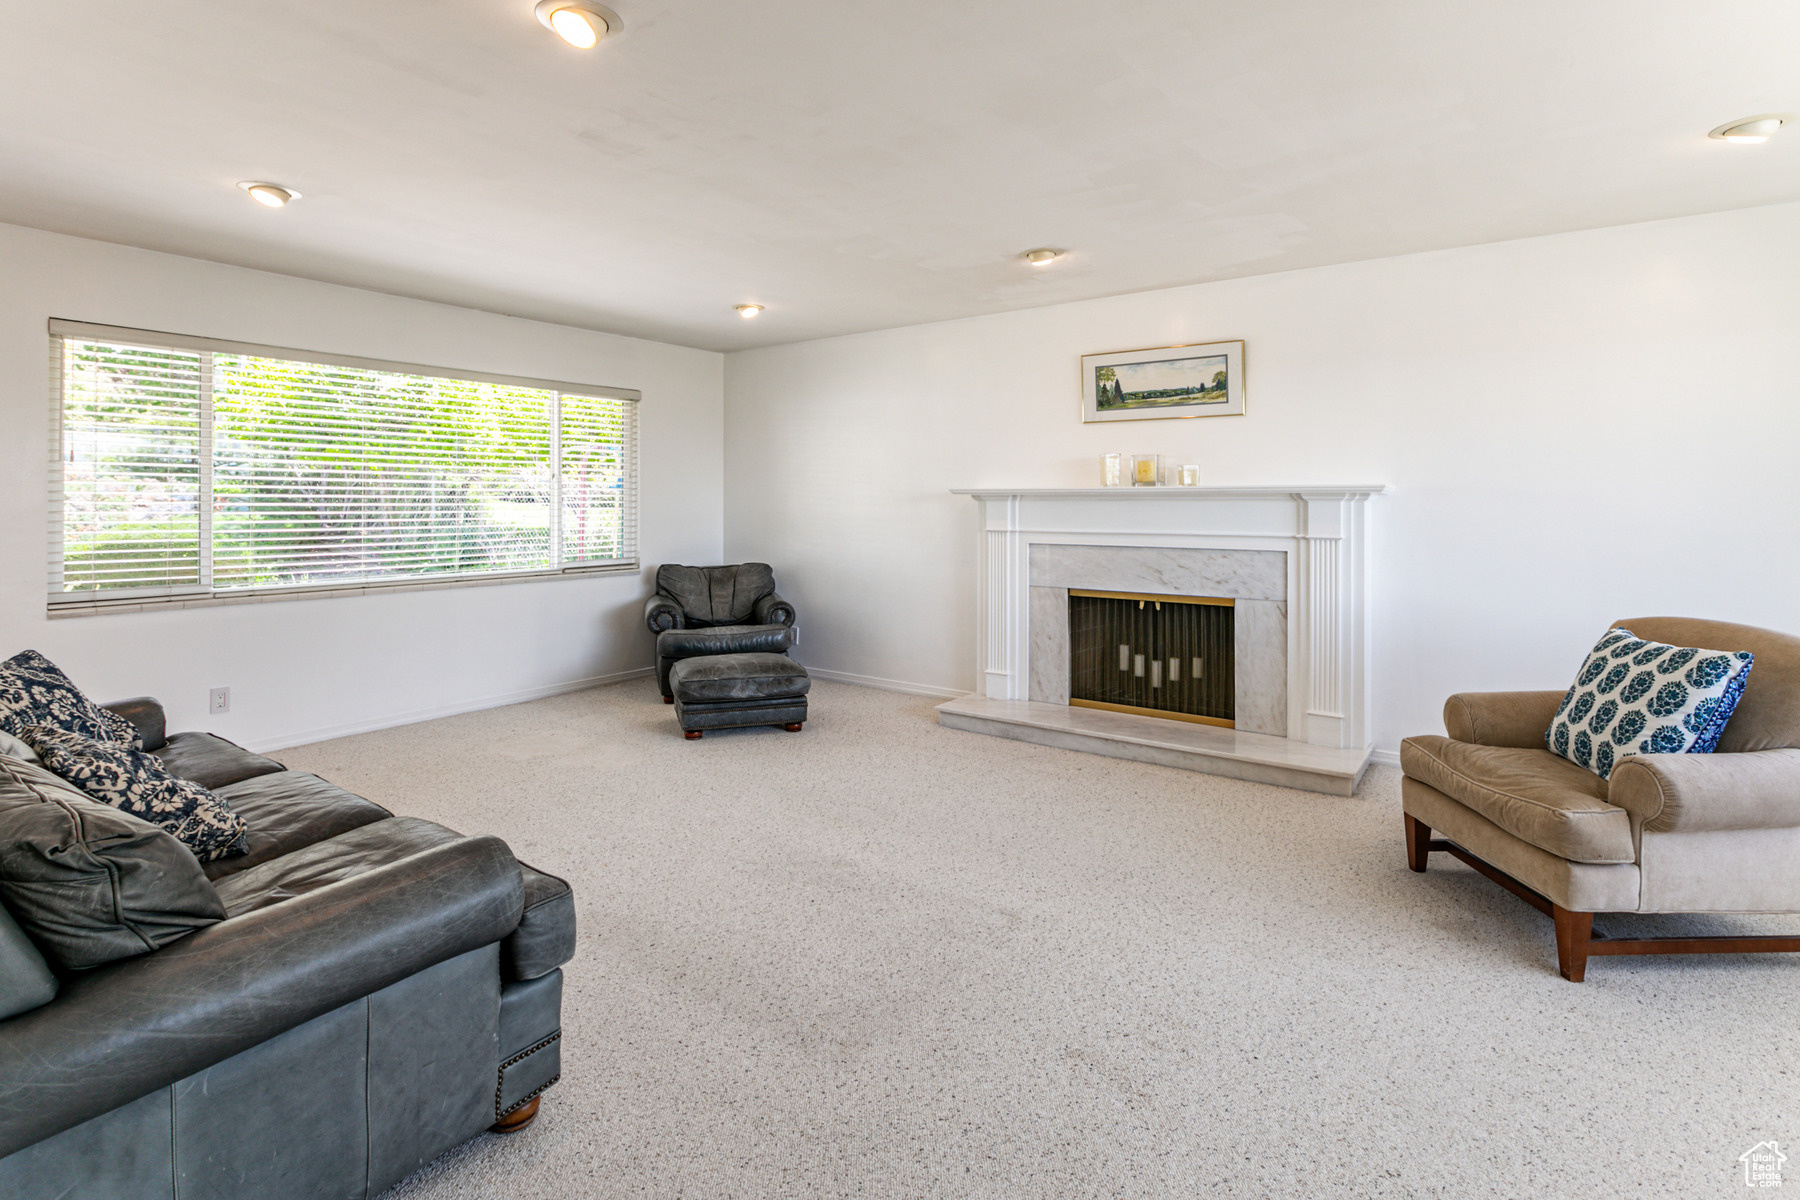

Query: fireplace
938;486;1385;795
1068;590;1235;727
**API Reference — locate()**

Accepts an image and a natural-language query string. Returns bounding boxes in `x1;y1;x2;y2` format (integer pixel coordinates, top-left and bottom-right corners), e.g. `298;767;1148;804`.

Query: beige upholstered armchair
1401;617;1800;981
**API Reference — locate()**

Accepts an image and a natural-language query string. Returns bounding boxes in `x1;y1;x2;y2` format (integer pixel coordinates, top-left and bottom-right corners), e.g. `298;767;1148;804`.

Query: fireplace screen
1068;590;1234;727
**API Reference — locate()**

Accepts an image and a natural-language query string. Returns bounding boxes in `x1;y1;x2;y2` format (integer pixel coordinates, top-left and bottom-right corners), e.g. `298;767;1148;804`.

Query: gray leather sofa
0;698;574;1199
645;562;797;699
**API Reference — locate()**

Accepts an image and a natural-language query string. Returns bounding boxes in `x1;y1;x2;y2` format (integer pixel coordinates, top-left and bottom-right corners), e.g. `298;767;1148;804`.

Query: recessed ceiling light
1709;114;1791;144
237;182;299;208
735;304;764;319
1022;248;1062;266
535;1;622;49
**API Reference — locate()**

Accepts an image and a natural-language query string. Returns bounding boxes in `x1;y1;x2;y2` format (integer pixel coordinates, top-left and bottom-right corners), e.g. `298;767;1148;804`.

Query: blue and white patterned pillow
1546;628;1754;779
0;650;142;750
21;725;248;862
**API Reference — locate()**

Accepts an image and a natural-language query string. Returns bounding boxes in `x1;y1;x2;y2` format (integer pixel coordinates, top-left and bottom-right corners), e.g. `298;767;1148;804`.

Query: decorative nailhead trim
498;1074;561;1120
495;1031;561;1119
500;1031;561;1073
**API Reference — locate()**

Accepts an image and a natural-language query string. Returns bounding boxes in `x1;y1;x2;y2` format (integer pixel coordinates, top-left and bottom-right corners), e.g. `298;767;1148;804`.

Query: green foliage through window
54;335;635;600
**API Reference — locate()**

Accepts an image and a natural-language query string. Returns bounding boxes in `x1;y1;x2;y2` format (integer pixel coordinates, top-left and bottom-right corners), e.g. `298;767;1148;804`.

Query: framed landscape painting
1080;340;1245;423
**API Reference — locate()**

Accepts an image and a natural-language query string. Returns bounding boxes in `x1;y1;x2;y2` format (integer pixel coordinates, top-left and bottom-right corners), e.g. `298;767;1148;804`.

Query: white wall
0;223;723;750
724;202;1800;755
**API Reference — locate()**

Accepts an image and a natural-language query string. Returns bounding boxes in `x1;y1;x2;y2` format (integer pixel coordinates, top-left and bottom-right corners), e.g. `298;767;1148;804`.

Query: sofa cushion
0;731;37;764
1546;627;1754;779
0;902;57;1019
154;731;286;790
0;650;140;750
504;864;576;982
204;772;392;880
1400;735;1635;864
657;624;794;661
213;814;572;981
1400;776;1642;913
668;652;811;703
212;817;465;916
0;756;224;970
23;725;249;863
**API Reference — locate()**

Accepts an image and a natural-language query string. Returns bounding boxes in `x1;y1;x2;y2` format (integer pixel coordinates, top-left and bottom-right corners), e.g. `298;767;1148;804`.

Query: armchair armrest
0;835;523;1156
1608;749;1800;834
645;594;685;633
752;591;796;628
1443;691;1565;748
101;696;166;752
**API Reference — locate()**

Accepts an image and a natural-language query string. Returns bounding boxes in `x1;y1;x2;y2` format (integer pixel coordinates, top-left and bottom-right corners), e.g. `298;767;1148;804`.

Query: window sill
47;563;640;619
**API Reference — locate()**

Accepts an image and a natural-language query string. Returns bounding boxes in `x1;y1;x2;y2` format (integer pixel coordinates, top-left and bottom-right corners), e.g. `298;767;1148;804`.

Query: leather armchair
1401;616;1800;981
645;563;797;698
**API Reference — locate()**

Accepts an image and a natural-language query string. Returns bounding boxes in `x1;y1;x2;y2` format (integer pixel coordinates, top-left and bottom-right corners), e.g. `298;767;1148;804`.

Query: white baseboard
1368;747;1401;768
258;666;654;753
805;667;965;700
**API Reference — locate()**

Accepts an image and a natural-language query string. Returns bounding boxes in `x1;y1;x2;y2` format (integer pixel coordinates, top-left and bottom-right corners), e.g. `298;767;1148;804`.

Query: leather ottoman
667;652;810;739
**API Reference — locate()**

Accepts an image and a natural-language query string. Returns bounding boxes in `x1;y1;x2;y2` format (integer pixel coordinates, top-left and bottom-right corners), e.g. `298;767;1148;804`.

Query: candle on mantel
1131;454;1160;486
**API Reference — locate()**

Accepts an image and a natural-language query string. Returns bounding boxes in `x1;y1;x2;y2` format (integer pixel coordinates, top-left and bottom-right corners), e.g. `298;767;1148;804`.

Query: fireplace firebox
1068;590;1234;727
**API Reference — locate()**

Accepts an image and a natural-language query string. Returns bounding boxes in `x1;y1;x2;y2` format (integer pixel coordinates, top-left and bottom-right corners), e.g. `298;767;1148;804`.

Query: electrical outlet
209;687;231;714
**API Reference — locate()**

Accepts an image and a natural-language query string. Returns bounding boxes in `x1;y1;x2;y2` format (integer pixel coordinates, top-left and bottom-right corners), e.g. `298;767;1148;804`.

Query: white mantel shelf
951;486;1392;499
940;484;1389;794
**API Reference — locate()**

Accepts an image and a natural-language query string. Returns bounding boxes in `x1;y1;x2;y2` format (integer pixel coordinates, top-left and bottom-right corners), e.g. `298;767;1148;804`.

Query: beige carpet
273;678;1800;1199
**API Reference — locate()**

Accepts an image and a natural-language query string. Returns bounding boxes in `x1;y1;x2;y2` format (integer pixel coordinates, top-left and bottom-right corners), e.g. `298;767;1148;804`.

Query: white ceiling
1;1;1796;352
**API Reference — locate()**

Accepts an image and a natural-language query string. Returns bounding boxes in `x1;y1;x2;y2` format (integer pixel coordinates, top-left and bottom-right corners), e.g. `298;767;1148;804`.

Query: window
48;320;638;614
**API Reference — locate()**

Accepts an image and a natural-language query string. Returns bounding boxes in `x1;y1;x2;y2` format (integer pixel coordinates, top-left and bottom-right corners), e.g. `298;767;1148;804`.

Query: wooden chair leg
1553;905;1593;982
684;729;703;740
783;723;803;732
490;1097;540;1134
664;695;674;704
1418;834;1800;979
1404;813;1431;872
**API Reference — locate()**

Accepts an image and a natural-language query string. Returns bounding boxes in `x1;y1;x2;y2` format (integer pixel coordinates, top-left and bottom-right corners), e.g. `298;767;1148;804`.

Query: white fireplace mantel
951;486;1391;502
946;486;1388;776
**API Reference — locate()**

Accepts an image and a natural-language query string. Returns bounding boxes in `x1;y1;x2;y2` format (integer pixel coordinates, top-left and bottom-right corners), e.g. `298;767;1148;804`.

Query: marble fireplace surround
937;487;1388;794
1027;544;1289;736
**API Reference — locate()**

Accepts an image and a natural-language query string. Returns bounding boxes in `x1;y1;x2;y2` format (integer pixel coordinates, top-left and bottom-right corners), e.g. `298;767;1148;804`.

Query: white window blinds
56;340;205;594
48;321;639;613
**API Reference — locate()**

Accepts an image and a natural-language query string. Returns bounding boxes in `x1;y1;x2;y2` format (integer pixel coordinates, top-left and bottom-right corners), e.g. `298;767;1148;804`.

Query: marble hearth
935;486;1388;795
